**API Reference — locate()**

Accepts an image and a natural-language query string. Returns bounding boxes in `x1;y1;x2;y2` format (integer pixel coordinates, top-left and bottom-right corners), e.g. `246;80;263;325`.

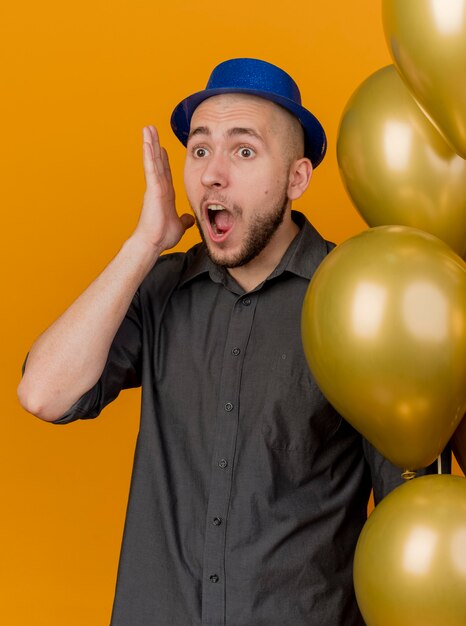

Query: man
18;58;448;625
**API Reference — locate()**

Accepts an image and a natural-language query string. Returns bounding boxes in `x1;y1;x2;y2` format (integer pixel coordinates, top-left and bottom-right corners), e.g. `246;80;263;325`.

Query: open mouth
205;204;235;242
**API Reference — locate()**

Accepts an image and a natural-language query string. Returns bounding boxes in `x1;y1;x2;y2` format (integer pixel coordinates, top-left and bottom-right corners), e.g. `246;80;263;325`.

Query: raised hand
18;126;196;422
134;125;194;251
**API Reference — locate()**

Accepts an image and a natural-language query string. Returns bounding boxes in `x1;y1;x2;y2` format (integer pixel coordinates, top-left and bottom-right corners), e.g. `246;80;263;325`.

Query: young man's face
183;93;302;268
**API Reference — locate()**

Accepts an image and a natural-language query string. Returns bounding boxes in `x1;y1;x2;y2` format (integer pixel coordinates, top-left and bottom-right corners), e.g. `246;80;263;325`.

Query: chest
149;277;337;457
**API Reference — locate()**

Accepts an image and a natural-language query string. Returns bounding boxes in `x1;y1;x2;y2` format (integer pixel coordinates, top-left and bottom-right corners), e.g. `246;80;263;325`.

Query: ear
287;158;313;201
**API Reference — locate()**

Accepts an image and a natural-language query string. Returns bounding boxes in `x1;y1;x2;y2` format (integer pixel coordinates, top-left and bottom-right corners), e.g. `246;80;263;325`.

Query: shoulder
326;240;336;254
288;211;335;279
138;242;204;302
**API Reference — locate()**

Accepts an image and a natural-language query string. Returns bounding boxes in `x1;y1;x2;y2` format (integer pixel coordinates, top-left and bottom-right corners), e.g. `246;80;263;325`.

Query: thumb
180;213;195;231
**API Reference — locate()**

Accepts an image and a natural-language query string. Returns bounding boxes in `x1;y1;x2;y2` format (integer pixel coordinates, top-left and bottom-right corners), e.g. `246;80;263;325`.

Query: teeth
207;204;224;211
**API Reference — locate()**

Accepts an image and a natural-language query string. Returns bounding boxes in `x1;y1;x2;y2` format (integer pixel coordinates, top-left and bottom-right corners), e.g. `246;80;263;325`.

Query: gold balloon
354;475;466;626
383;0;466;158
452;414;466;475
337;65;466;258
301;226;466;470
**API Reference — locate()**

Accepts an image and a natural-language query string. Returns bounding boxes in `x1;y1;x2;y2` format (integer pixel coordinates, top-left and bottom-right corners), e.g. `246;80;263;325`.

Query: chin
205;246;239;268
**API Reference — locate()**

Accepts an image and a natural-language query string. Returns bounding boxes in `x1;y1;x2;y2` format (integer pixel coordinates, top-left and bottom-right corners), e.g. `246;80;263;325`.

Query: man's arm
17;126;194;422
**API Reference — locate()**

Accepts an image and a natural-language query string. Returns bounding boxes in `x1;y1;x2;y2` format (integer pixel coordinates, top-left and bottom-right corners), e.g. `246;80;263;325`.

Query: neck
227;212;299;292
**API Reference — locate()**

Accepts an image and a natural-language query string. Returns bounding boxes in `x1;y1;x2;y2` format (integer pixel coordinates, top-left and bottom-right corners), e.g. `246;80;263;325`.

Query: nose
200;150;229;189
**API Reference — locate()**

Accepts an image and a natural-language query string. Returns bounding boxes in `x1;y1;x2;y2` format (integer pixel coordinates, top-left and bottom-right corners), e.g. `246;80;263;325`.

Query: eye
193;146;209;158
238;146;255;158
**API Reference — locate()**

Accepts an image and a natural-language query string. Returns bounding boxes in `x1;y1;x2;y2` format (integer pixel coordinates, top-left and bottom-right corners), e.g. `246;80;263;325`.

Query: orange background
1;1;463;624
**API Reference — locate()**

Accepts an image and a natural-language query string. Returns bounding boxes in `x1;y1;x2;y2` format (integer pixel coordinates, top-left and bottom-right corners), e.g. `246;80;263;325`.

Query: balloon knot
401;469;417;480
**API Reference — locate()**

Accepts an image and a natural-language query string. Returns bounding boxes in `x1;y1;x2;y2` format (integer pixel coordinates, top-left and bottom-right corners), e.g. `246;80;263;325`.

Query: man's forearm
18;235;161;422
18;126;194;422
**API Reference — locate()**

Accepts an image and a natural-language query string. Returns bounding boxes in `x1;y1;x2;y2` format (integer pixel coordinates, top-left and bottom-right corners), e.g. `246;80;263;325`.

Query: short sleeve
52;290;143;424
363;438;452;505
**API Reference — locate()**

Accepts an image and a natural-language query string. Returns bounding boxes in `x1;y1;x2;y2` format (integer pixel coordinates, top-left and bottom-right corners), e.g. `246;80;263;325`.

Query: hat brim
170;87;327;169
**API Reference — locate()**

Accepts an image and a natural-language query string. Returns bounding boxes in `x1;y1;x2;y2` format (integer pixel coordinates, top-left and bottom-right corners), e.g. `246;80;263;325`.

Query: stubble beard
193;187;289;269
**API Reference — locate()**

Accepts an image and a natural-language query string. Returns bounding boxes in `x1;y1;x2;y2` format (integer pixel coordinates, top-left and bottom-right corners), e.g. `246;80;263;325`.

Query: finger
142;126;155;160
143;126;167;191
142;128;158;188
161;148;173;186
148;124;162;158
142;143;157;189
148;125;164;178
180;213;195;231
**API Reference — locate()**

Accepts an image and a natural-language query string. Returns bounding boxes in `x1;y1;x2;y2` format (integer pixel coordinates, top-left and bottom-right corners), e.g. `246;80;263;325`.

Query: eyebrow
188;126;210;141
187;126;265;143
